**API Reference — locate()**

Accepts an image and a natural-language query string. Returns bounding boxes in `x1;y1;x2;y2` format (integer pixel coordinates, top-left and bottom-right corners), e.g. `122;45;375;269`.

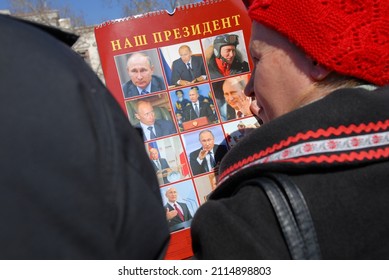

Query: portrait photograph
145;135;190;186
201;30;250;80
160;180;199;233
159;39;208;88
125;93;177;141
212;74;252;122
114;48;167;98
169;83;219;132
180;125;228;176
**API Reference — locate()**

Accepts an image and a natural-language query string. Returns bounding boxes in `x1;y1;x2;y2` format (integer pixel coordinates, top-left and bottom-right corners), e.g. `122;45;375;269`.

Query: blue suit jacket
151;158;170;172
122;75;166;98
189;144;228;176
182;101;217;123
151;158;170;184
165;202;193;227
136;119;177;140
170;56;206;86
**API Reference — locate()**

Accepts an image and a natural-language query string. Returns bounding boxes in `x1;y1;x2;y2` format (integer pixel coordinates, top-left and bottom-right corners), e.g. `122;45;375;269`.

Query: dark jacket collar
214;86;389;198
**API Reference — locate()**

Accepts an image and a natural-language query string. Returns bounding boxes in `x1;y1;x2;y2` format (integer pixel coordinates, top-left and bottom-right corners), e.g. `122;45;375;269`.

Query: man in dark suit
149;148;172;185
135;100;177;141
164;187;193;230
122;52;166;98
222;76;253;119
170;45;207;86
182;88;216;124
189;129;228;176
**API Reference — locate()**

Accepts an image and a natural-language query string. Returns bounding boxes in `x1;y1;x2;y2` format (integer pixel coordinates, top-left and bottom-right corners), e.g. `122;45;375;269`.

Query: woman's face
245;21;314;124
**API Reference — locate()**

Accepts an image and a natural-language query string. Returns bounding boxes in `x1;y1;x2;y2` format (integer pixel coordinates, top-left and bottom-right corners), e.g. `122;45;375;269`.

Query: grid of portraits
113;29;260;233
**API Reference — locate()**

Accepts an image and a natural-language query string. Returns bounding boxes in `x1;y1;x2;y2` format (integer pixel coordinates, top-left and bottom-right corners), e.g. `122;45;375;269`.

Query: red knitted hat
245;0;389;86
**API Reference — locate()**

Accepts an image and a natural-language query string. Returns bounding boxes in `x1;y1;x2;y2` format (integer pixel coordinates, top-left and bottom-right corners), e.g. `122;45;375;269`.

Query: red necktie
174;203;185;221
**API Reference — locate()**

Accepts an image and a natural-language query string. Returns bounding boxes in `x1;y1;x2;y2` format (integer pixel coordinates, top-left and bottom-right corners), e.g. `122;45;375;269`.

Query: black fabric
0;15;169;259
191;86;389;259
246;174;321;259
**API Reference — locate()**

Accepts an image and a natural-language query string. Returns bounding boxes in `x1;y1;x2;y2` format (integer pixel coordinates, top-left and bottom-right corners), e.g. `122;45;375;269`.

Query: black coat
0;15;169;260
191;86;389;259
